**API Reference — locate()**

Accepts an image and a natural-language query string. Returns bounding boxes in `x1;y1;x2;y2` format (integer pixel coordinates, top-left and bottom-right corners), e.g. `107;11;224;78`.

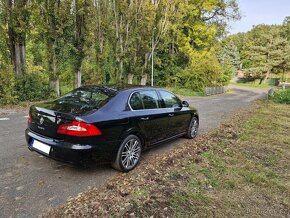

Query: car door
129;90;169;145
158;90;191;137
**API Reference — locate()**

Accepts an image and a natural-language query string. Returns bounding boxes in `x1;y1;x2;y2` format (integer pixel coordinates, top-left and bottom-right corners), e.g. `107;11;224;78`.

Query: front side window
129;90;160;110
159;91;181;108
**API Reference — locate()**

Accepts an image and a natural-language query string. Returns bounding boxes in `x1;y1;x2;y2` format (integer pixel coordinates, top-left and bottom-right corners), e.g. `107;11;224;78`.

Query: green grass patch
231;82;271;88
167;87;204;96
166;103;290;217
270;88;290;104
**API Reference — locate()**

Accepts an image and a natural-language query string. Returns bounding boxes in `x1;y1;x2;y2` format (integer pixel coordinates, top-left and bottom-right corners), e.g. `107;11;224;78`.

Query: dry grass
43;102;290;218
169;103;290;217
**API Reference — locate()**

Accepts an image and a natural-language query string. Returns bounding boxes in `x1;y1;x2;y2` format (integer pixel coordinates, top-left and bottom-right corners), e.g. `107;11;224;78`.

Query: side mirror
182;101;189;107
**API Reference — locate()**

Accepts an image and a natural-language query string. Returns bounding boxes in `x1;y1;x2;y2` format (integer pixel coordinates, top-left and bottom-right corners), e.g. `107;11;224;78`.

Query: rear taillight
57;121;102;137
28;113;32;125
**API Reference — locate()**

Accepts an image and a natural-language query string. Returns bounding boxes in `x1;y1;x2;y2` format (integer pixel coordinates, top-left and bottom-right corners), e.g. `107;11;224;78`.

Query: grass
231;82;272;88
0;98;54;111
133;102;290;217
270;88;290;104
167;103;290;217
0;100;40;111
44;102;290;217
167;87;204;96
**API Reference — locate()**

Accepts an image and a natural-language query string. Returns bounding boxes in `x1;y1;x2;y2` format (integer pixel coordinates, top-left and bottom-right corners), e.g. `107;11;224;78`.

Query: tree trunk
140;52;151;85
140;74;147;85
49;76;60;97
75;65;82;88
264;71;270;83
74;0;87;88
47;37;60;96
14;44;22;76
128;73;134;84
95;1;104;79
119;15;124;81
7;0;26;77
120;59;124;81
20;43;26;71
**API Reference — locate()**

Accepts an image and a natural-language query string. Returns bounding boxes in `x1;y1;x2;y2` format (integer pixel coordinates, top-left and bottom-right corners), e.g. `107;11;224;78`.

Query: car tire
185;116;199;139
112;134;142;172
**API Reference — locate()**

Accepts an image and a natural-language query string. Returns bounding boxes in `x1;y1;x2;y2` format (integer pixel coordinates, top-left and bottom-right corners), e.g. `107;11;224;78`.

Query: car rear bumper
25;128;119;164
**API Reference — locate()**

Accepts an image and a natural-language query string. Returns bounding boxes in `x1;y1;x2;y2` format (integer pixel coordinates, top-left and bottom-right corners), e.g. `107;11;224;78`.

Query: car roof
80;84;165;93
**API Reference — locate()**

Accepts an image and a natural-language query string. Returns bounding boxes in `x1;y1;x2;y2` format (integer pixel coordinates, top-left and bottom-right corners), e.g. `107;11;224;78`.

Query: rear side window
140;91;159;109
159;91;181;108
129;92;143;110
129;90;160;110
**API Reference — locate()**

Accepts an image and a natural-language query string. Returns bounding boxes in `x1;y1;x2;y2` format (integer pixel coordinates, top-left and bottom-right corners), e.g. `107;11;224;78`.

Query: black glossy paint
25;85;199;164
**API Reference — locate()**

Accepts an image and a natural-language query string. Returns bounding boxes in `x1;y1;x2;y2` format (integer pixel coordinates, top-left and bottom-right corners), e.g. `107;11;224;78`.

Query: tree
73;0;90;88
219;40;240;69
281;17;290;82
0;0;242;104
243;25;289;83
34;0;65;96
282;16;290;41
44;0;61;96
4;0;30;77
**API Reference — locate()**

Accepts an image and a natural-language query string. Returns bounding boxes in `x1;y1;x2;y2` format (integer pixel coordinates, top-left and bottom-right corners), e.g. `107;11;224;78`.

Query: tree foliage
225;23;290;84
0;0;240;104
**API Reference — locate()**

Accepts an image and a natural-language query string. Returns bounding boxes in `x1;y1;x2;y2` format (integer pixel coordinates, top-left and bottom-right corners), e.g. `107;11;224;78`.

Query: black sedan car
25;85;199;172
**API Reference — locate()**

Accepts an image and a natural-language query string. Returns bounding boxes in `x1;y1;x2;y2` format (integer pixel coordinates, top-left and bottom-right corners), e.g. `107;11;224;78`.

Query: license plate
32;139;51;155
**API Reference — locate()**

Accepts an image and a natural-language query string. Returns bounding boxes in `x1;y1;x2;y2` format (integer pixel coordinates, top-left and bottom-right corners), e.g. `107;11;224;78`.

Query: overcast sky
229;0;290;34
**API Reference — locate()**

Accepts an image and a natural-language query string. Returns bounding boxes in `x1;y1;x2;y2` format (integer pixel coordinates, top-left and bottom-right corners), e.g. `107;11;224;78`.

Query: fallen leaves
42;103;262;218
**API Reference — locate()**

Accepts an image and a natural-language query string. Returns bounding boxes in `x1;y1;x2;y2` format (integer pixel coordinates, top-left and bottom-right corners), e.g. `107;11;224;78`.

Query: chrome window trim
128;89;183;111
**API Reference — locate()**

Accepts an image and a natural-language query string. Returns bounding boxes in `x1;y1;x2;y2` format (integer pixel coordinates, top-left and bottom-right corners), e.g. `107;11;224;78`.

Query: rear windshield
56;88;114;110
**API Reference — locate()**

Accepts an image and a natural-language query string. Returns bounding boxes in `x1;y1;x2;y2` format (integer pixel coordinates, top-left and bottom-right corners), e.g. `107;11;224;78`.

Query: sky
229;0;290;34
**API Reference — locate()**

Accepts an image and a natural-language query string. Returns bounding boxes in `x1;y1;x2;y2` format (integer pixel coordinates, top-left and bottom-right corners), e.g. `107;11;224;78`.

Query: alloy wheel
190;118;198;138
121;138;141;169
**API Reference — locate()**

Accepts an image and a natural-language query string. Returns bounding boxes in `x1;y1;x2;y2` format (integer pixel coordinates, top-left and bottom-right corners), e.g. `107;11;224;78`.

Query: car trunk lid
29;101;92;139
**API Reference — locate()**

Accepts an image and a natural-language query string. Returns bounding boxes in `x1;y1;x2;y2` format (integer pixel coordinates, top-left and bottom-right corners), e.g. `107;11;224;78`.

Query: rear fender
119;127;147;149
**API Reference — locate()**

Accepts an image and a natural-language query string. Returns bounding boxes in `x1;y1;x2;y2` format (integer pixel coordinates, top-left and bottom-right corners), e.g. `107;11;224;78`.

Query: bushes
270;89;290;104
0;71;53;105
168;87;204;96
0;65;18;104
173;54;228;91
15;73;53;102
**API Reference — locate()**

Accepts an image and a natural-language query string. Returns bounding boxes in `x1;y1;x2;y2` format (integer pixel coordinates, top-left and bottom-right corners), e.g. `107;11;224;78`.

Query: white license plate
32;139;51;155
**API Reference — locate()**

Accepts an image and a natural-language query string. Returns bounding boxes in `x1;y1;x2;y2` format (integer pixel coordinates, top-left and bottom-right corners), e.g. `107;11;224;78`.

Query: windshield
55;88;114;111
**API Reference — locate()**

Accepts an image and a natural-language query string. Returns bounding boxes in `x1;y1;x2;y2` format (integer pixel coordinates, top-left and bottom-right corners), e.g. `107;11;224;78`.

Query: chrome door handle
141;117;149;121
168;113;174;117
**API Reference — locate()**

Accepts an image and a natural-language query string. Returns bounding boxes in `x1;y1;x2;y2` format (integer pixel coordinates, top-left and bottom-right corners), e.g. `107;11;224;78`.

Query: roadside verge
43;101;290;217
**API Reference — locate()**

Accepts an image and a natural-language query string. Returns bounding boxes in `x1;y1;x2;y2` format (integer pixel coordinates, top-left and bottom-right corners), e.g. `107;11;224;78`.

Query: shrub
0;65;18;105
15;73;53;102
270;89;290;104
173;54;230;91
